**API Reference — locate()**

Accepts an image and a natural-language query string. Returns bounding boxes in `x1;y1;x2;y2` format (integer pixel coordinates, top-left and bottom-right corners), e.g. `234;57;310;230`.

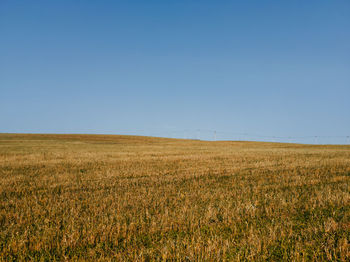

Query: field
0;134;349;261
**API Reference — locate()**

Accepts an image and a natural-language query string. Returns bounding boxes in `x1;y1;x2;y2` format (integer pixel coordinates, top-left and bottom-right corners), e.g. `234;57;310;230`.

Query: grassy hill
0;134;349;260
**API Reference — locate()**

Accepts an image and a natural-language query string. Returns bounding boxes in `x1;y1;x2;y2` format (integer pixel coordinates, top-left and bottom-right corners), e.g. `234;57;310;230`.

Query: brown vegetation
0;134;349;261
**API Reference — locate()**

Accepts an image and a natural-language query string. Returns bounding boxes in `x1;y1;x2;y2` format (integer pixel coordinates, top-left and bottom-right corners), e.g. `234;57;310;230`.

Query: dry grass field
0;134;349;261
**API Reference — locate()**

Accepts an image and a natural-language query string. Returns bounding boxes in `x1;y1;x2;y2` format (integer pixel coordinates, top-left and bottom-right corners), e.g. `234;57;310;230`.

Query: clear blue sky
1;0;349;143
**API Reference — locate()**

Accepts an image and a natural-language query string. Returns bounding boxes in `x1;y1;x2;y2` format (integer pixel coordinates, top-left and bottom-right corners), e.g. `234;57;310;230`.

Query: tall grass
0;134;349;261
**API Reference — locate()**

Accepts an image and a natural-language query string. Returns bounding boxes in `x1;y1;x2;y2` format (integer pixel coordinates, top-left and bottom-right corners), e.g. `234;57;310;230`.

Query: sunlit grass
0;134;349;261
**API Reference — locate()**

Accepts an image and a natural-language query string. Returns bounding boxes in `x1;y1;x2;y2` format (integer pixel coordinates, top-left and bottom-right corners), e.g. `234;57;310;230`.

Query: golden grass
0;134;349;261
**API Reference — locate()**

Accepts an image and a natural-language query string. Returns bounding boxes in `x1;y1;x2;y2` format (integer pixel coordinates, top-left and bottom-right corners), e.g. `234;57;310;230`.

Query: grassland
0;134;349;261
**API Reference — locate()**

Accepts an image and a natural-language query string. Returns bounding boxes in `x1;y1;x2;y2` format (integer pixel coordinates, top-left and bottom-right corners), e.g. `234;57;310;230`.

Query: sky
1;0;349;143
